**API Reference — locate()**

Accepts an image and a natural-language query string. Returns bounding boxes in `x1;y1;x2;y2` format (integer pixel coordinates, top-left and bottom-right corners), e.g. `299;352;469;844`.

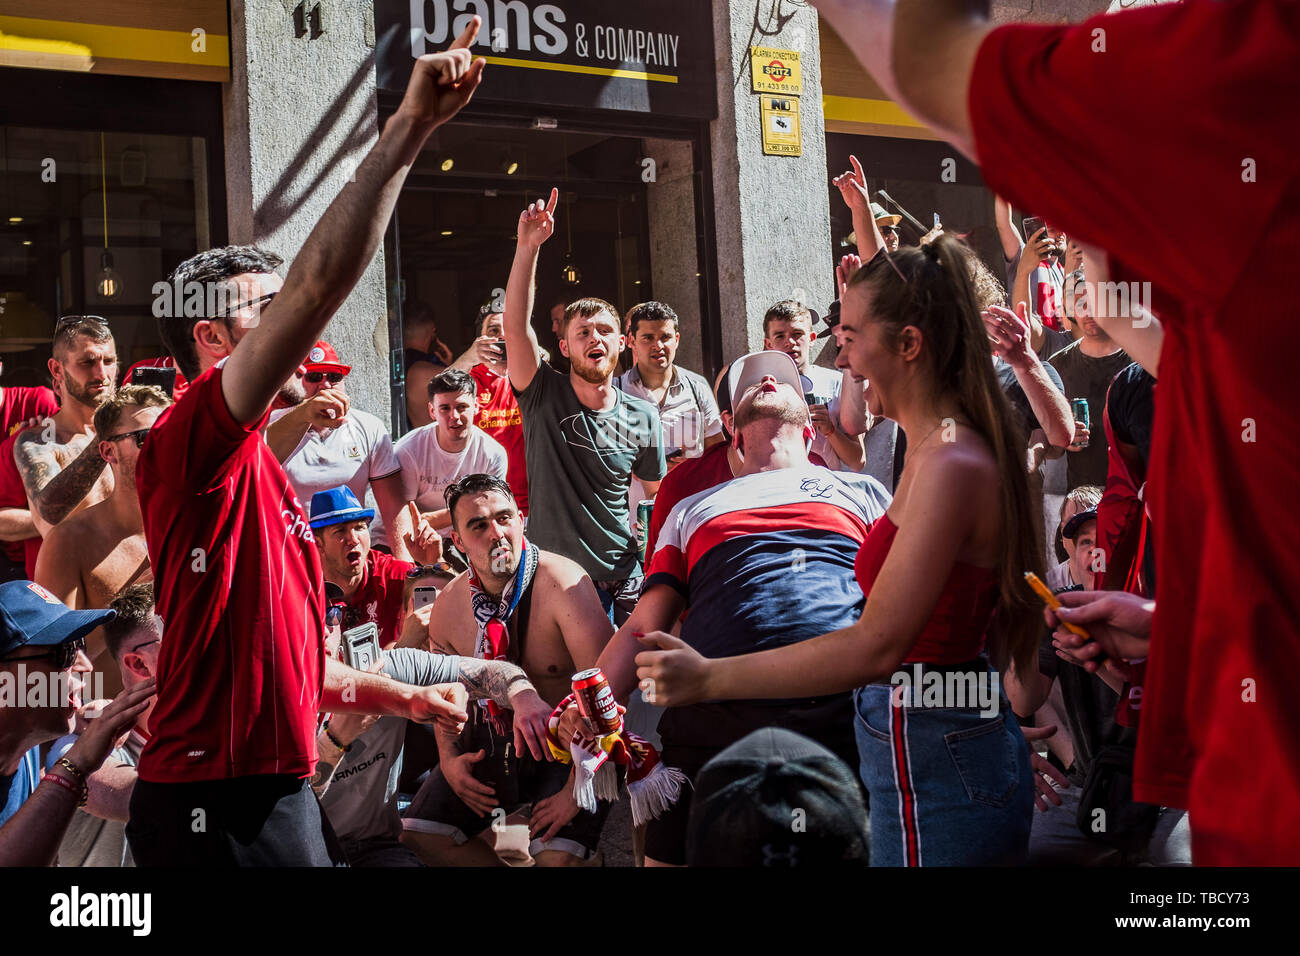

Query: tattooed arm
456;657;537;707
386;648;553;761
13;428;107;529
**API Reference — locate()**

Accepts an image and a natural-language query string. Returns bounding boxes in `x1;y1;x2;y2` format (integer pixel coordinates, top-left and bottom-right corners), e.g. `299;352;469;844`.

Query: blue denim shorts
854;676;1034;866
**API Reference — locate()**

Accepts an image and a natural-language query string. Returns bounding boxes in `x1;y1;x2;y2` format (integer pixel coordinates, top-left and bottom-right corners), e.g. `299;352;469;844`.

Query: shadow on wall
252;56;380;238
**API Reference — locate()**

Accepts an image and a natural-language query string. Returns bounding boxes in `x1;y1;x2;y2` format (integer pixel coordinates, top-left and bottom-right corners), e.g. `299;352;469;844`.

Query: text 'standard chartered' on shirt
515;363;666;582
136;363;326;783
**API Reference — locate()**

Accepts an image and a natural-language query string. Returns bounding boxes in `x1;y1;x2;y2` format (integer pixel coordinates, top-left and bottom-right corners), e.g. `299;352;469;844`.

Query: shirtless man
13;317;118;535
401;473;615;866
34;385;171;693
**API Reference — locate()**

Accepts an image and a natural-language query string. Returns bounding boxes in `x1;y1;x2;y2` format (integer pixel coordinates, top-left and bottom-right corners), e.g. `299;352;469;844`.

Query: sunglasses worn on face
213;291;277;319
0;636;86;670
106;428;150;449
305;372;345;385
880;226;899;236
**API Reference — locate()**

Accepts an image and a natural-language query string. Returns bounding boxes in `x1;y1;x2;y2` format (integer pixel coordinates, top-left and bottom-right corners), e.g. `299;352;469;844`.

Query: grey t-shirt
319;649;460;845
54;729;146;868
1048;341;1131;491
515;363;666;582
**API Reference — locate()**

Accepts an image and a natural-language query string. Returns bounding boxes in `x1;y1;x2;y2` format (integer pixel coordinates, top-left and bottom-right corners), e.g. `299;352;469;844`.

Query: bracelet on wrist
42;771;88;807
56;755;86;783
322;721;351;753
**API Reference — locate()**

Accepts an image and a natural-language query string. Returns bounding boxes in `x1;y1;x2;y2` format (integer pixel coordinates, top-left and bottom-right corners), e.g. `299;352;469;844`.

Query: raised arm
221;21;486;425
1079;244;1163;377
984;305;1074;449
832;155;885;258
812;0;991;159
1013;228;1055;354
503;188;558;393
993;195;1023;261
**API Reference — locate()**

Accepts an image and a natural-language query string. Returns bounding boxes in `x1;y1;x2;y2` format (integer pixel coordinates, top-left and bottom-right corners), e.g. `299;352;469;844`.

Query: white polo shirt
269;406;401;515
800;365;847;472
617;363;723;532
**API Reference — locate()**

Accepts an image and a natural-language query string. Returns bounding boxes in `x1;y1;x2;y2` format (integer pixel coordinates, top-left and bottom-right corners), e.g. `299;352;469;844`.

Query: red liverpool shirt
0;386;58;439
971;0;1300;864
345;549;414;648
470;364;529;515
136;362;326;782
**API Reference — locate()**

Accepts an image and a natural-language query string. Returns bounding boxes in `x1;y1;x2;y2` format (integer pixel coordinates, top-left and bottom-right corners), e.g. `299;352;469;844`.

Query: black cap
1062;509;1098;541
685;727;870;867
822;298;841;330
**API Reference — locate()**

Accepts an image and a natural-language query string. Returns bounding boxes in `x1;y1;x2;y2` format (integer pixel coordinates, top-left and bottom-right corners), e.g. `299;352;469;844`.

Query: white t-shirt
801;365;847;471
270;406;401;513
393;423;509;536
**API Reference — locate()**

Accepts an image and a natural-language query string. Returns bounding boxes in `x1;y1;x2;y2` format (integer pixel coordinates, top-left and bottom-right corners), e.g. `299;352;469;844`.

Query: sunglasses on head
305;372;345;385
0;636;86;670
106;428;150;449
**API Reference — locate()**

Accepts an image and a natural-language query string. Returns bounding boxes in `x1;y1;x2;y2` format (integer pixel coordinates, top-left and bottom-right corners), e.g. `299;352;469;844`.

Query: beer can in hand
1070;398;1090;448
572;668;622;737
636;499;655;564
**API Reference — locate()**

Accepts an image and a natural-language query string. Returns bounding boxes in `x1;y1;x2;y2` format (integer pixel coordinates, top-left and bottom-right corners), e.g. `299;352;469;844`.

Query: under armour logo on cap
309;347;325;363
26;582;59;604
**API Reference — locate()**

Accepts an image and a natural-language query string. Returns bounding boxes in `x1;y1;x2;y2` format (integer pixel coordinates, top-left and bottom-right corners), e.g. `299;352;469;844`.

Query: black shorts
126;774;347;867
402;731;610;860
643;697;860;866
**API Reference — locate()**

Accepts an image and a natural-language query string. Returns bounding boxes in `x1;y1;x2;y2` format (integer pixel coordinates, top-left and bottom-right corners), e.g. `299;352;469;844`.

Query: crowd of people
0;0;1295;868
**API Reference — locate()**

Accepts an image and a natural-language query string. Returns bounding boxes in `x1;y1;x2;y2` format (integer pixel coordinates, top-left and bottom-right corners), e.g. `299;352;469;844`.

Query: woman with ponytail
634;235;1044;865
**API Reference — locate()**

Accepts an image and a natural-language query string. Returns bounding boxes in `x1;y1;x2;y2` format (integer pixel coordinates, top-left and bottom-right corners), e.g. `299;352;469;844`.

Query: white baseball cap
727;350;805;408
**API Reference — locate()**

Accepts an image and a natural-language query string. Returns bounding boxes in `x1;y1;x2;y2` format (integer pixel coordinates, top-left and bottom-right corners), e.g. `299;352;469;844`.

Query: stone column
223;0;391;421
643;137;705;376
709;0;834;362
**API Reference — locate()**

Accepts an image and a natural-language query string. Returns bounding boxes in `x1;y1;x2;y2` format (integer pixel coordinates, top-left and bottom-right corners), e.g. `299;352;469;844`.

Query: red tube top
855;514;999;664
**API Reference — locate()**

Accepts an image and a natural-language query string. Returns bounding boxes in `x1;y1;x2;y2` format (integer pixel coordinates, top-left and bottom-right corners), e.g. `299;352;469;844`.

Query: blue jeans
854;680;1034;866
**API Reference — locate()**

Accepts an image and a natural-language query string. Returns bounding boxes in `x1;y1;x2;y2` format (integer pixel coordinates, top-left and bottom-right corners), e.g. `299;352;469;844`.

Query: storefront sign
376;0;717;120
760;96;802;157
750;46;803;96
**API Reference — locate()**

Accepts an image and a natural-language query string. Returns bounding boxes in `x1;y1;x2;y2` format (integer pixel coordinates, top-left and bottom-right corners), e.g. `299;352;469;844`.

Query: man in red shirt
453;304;530;516
811;0;1300;865
0;358;56;579
0;358;59;438
123;19;486;866
310;487;440;648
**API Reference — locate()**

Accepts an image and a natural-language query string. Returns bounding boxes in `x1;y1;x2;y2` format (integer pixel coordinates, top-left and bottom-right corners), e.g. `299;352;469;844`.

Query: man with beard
33;386;171;694
271;341;414;560
560;350;890;866
502;189;666;623
12;317;119;538
401;473;615;865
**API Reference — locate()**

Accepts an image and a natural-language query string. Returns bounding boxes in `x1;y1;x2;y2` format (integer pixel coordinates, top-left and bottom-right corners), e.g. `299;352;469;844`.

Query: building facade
0;0;1109;430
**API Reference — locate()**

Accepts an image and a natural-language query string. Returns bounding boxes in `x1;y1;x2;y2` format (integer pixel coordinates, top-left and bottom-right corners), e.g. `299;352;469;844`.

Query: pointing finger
449;14;481;50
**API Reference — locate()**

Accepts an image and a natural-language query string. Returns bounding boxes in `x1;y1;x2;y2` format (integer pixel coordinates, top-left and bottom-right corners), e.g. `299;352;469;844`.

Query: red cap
304;341;351;376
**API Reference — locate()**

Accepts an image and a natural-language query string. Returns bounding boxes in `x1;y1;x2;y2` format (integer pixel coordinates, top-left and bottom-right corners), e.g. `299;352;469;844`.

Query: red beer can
572;668;622;736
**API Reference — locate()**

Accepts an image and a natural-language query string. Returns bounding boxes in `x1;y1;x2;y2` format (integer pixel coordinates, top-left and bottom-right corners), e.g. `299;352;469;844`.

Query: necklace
907;415;970;459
